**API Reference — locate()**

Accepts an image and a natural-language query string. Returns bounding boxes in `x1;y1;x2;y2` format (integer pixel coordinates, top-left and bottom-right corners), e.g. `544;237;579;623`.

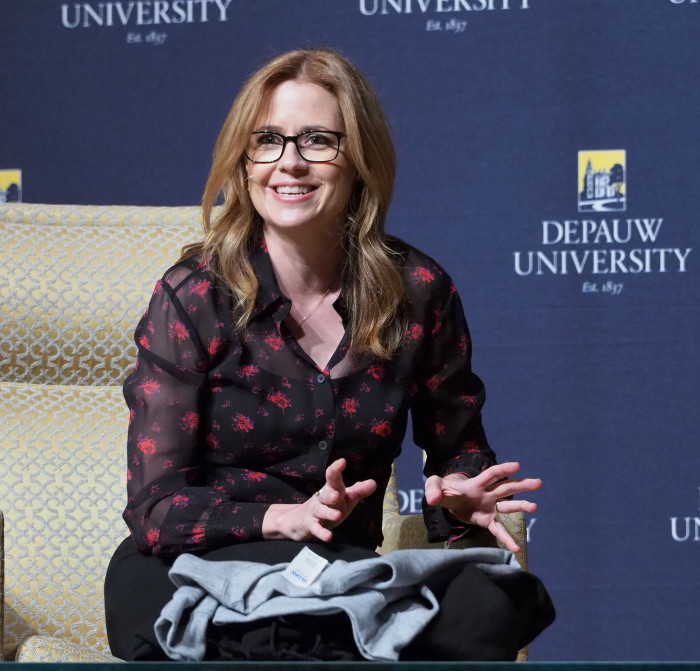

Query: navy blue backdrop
2;0;699;660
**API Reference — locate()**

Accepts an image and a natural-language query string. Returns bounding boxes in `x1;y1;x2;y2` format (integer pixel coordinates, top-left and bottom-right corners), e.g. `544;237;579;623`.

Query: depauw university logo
0;170;22;203
578;150;626;213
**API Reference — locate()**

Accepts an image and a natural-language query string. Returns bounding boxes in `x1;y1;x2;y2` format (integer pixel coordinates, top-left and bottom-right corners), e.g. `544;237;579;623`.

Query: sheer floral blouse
123;237;496;556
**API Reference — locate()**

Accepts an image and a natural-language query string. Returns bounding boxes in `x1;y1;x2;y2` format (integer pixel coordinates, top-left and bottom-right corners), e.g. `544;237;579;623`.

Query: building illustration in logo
0;170;22;203
578;150;626;212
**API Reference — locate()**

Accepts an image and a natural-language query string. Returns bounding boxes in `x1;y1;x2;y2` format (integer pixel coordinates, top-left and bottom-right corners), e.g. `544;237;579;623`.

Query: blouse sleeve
122;262;269;556
410;274;497;543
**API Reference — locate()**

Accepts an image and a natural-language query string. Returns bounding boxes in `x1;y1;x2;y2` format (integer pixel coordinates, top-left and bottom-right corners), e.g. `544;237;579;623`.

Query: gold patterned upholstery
0;510;4;658
0;383;128;660
0;204;201;386
0;204;200;661
0;203;527;662
15;634;122;663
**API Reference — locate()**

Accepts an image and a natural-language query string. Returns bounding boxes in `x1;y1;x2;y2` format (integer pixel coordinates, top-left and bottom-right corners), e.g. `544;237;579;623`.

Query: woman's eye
256;133;282;145
303;133;332;147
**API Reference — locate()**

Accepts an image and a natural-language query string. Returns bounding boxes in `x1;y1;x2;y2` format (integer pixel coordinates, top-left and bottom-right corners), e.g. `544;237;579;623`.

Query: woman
105;48;554;661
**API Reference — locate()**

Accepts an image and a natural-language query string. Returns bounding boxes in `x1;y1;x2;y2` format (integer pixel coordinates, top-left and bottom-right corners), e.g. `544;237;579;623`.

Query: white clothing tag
282;546;330;588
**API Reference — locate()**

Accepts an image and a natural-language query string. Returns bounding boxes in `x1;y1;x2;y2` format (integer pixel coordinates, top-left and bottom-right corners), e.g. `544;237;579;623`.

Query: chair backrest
1;204;201;386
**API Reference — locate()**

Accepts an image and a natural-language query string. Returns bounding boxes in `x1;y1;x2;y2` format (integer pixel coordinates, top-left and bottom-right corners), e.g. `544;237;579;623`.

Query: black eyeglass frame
245;130;346;164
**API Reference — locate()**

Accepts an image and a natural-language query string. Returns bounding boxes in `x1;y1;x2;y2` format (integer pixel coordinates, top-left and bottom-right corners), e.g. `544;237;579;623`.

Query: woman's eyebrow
252;125;334;133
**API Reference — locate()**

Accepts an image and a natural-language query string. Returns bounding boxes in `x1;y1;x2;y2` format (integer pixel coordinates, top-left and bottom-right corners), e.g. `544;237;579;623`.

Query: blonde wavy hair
187;48;406;359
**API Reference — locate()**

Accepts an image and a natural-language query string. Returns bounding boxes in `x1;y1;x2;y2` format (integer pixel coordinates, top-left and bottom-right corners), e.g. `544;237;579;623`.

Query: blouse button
318;440;328;451
316;373;326;384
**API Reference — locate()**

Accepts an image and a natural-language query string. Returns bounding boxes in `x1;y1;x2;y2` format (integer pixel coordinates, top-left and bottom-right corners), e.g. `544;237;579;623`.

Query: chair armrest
380;511;528;570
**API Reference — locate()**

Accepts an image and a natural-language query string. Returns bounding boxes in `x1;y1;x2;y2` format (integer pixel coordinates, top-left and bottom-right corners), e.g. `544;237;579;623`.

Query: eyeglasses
245;130;346;164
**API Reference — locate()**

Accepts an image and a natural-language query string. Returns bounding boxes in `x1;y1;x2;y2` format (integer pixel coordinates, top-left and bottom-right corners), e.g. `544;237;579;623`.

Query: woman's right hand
262;458;377;542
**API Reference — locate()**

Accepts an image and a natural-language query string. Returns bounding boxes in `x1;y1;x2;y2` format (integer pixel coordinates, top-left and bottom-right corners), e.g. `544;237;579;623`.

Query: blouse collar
250;239;349;325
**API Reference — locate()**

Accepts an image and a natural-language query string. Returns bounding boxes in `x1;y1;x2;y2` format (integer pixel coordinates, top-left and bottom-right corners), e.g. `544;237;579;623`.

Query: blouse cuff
205;501;271;545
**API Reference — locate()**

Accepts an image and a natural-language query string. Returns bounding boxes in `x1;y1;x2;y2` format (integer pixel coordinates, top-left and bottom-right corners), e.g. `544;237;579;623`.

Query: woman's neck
264;225;344;298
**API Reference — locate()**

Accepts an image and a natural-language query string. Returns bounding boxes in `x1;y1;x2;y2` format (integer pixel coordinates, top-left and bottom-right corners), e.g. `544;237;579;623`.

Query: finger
491;477;542;499
473;462;521;487
317;505;344;523
308;521;334;543
424;475;444;506
495;499;538;515
323;459;348;504
488;519;521;554
344;478;378;504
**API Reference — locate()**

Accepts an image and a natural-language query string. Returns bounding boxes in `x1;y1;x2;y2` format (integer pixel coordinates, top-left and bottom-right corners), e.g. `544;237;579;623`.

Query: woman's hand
262;458;377;542
424;462;541;553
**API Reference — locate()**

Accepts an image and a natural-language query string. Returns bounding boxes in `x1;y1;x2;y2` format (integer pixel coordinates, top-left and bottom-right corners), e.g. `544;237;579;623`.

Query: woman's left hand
424;462;541;553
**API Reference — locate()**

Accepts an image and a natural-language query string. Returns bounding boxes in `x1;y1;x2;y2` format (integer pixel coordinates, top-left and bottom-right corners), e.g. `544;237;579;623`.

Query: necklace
290;287;331;327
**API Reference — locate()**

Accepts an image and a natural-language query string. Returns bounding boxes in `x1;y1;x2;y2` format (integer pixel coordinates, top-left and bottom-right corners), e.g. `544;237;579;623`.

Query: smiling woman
103;47;554;662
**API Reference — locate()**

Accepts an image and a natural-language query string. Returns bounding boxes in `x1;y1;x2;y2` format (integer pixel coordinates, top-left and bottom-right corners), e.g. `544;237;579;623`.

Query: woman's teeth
275;185;312;195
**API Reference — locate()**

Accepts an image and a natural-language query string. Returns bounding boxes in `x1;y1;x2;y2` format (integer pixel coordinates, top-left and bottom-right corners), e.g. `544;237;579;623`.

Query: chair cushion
0;381;128;655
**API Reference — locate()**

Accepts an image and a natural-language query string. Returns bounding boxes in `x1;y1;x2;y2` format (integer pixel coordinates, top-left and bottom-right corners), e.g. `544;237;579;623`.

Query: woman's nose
278;140;307;171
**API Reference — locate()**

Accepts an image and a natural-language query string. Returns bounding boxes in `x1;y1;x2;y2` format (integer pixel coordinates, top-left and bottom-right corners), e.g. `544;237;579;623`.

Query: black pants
105;537;554;662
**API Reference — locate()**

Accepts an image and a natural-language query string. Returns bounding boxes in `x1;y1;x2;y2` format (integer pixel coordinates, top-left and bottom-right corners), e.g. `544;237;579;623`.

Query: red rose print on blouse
208;336;225;356
264;334;284;351
367;364;386;380
168;321;189;342
432;309;443;335
238;364;260;380
243;470;267;482
425;374;443;391
412;267;435;284
146;528;160;546
370;419;392;437
172;494;190;508
460;394;478;407
191;279;212;297
267;390;292;412
180;411;199;434
406;324;424;342
232;413;254;432
191;523;206;544
139;335;151;349
139;378;161;395
341;398;359;417
138;437;157;455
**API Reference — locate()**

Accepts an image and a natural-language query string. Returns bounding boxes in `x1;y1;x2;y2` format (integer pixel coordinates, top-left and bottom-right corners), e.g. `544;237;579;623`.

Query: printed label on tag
282;546;329;588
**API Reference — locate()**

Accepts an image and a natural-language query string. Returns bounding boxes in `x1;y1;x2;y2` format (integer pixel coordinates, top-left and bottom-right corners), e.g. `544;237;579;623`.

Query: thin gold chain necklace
291;287;331;327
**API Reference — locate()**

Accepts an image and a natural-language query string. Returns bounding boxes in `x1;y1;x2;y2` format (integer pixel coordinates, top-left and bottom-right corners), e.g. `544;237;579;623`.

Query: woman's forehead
254;80;344;129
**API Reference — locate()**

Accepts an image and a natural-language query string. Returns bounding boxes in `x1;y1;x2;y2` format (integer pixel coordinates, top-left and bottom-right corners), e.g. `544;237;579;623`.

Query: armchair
0;203;527;662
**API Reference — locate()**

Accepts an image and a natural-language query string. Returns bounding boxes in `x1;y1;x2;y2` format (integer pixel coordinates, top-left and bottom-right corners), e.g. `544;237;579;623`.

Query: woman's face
245;80;357;237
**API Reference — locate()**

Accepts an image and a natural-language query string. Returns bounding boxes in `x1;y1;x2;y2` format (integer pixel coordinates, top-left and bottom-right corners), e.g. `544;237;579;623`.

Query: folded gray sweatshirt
155;546;520;661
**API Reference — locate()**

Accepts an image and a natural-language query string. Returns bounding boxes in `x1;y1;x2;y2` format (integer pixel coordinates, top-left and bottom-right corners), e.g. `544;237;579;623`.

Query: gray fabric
155;546;520;661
